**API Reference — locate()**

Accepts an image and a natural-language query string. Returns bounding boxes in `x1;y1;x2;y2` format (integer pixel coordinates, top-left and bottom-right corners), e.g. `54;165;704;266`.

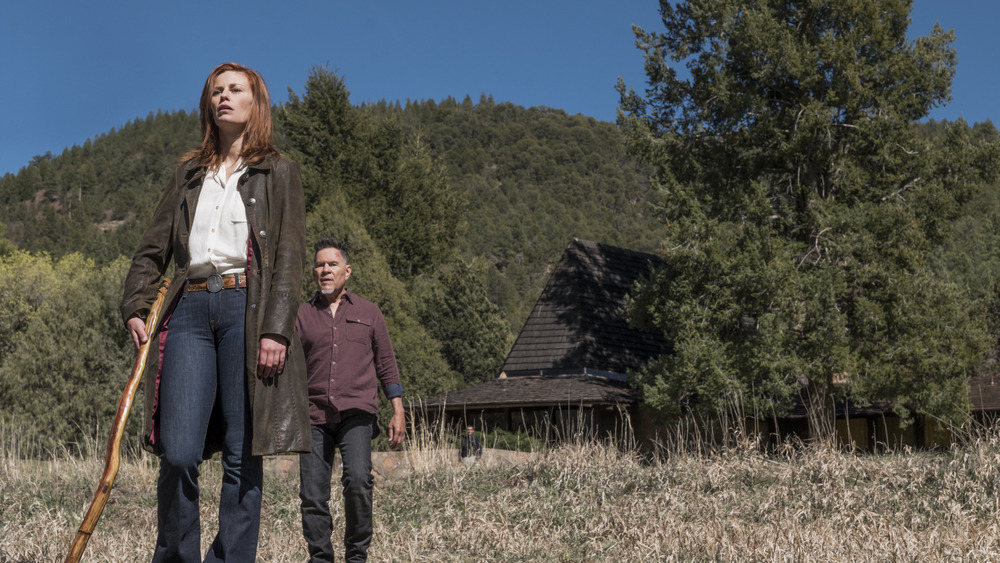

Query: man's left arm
372;307;405;448
387;396;405;449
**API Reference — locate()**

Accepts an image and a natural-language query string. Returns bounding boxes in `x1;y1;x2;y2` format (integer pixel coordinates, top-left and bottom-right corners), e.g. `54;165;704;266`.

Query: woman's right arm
121;166;182;329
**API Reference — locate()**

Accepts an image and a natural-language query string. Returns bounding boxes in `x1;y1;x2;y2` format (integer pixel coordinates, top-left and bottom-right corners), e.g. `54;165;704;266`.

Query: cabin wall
415;404;638;446
416;404;984;452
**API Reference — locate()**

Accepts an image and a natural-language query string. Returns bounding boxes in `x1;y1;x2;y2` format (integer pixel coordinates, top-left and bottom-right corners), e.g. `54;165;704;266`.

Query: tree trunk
805;379;837;444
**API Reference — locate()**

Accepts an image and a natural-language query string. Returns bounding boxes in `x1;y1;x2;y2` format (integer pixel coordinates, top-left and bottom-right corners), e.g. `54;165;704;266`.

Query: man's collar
311;289;353;307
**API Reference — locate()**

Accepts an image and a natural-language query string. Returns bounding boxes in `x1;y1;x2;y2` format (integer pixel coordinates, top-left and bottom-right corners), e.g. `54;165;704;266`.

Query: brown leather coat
121;153;311;456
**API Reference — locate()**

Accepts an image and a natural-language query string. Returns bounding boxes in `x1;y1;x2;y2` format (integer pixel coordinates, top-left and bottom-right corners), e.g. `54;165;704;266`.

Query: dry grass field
5;422;1000;562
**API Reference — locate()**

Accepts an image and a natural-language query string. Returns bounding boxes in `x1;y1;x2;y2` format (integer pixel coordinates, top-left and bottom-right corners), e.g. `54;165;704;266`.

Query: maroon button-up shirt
295;290;404;425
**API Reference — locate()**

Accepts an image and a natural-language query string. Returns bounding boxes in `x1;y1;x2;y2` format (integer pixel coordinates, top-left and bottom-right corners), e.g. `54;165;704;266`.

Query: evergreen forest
0;69;666;451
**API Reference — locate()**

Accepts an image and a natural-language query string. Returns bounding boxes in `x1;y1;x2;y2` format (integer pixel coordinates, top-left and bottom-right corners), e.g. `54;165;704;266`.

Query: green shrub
479;428;542;452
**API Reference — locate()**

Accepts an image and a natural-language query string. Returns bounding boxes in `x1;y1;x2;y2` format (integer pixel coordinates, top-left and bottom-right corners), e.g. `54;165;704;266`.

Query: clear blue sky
1;1;996;177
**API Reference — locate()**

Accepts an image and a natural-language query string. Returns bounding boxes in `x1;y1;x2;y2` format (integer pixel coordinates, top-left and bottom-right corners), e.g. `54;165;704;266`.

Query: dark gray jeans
299;414;376;563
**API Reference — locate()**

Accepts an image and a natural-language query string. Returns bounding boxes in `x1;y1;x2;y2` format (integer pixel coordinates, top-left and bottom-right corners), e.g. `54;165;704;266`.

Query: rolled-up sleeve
371;308;404;399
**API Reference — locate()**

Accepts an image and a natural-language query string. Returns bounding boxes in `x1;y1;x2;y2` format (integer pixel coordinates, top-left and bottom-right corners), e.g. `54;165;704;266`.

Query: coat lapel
181;165;207;243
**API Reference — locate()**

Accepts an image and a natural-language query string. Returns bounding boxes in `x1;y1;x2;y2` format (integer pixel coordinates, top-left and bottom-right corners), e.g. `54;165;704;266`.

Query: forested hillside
0;110;200;264
0;73;663;329
394;95;663;327
0;68;665;450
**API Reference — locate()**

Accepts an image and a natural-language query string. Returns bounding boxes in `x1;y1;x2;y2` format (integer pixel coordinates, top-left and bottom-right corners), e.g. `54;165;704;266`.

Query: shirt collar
204;160;246;185
311;288;354;308
182;153;278;187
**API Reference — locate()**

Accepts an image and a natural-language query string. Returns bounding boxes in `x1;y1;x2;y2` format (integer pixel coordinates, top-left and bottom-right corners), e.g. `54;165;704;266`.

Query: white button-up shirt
188;161;249;278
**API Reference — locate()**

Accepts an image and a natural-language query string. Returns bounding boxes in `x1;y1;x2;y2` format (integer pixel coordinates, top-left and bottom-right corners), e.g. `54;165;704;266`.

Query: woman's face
210;70;253;133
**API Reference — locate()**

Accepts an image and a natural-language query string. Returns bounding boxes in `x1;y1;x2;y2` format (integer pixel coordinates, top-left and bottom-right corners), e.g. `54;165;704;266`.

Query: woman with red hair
122;62;310;561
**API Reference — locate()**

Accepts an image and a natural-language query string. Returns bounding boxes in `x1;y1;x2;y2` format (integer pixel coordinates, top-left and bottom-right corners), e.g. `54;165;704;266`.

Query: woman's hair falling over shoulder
182;62;278;168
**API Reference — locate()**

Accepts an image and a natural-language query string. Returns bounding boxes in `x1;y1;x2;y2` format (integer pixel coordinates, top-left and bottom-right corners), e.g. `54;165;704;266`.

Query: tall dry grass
6;419;1000;561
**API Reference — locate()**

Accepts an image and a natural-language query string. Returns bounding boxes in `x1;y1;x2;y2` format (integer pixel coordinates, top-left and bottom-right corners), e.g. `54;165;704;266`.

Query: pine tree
618;0;1000;433
277;67;463;279
414;258;513;384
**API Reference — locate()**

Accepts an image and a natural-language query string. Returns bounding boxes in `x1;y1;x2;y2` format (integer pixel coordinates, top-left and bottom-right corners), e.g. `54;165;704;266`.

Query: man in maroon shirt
296;236;405;563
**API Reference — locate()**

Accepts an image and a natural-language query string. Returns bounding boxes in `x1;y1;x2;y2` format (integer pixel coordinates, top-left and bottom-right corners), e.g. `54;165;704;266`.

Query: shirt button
259;230;267;238
248;198;256;205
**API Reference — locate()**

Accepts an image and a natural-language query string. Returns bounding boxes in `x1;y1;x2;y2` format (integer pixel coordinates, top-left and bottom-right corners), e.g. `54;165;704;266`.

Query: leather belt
188;273;247;293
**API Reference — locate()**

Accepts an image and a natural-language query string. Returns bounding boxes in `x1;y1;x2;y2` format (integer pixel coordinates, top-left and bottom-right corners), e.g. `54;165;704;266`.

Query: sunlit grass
6;420;1000;561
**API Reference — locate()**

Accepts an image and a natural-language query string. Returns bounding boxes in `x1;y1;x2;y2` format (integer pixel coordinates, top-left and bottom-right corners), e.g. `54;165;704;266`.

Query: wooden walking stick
65;279;170;563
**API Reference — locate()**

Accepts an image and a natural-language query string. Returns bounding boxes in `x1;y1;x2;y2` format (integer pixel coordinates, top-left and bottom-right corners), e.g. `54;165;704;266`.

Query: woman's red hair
183;62;278;168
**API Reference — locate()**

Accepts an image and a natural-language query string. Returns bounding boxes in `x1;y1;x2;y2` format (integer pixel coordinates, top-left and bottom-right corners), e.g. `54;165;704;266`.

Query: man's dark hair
314;237;350;265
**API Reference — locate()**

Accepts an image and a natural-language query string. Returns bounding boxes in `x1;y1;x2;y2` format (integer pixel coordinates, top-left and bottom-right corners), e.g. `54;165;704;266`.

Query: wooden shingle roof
500;238;670;379
419;239;669;411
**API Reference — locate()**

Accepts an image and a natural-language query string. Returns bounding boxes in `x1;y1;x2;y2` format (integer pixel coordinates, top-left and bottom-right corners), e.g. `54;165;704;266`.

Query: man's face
313;247;351;296
467;427;474;435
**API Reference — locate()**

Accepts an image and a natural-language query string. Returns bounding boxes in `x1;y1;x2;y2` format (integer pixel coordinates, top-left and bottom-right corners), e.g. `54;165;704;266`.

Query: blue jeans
299;414;376;563
153;285;262;562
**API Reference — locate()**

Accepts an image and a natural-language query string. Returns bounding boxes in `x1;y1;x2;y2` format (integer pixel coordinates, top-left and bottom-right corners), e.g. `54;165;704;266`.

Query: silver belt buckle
206;273;224;293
